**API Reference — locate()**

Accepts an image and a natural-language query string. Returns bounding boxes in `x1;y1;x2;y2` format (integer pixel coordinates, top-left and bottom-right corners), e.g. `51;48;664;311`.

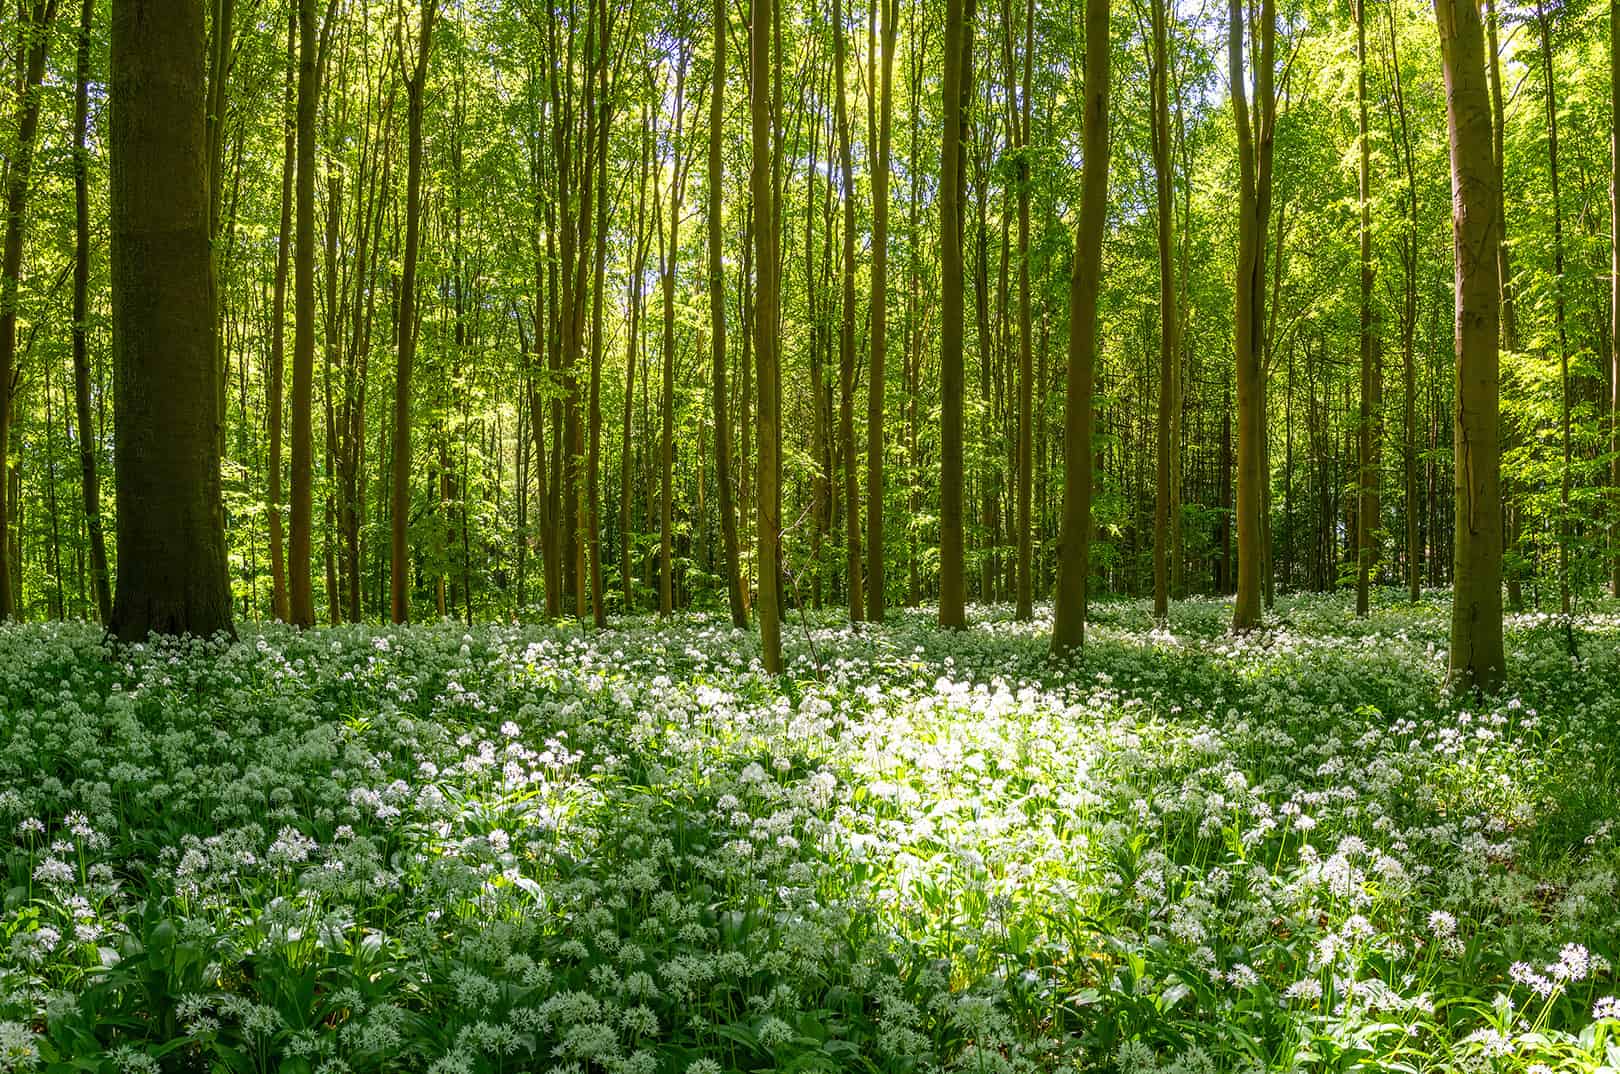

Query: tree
1229;0;1275;633
108;0;233;639
1149;0;1176;622
290;0;321;627
390;0;436;624
268;13;295;623
70;0;110;625
867;0;897;623
1435;0;1504;693
711;0;747;628
938;0;970;629
1050;0;1112;652
834;0;864;622
754;0;783;671
1355;0;1374;618
1613;0;1620;599
0;0;59;620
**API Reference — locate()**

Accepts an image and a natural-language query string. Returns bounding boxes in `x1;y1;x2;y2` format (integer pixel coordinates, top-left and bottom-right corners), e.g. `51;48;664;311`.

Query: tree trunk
1612;0;1620;598
290;0;320;627
390;0;435;624
1436;0;1504;693
71;0;110;625
834;0;864;622
753;0;783;671
867;0;897;622
660;47;688;617
1051;0;1111;651
939;0;971;629
1230;0;1273;632
1355;0;1375;618
0;0;59;620
710;0;747;628
1150;0;1176;622
108;0;233;640
1536;2;1571;615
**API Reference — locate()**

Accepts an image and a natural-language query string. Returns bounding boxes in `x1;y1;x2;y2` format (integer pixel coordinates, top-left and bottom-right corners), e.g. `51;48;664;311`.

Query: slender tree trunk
1484;0;1523;609
1436;0;1504;692
108;0;233;640
753;0;783;670
1356;0;1375;617
867;0;897;622
710;0;747;628
290;0;320;627
623;111;652;615
834;0;864;622
1537;2;1571;615
71;0;110;624
390;0;436;624
265;14;296;621
1051;0;1111;651
0;0;59;620
1150;0;1177;622
1612;0;1620;598
1229;0;1274;632
939;0;972;628
660;46;689;617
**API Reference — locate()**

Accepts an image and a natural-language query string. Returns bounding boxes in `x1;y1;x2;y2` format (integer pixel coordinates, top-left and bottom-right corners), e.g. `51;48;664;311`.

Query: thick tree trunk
108;0;233;640
1051;0;1111;652
1436;0;1504;693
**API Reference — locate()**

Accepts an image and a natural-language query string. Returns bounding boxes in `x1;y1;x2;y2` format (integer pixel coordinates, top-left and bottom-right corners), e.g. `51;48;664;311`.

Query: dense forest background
0;0;1615;648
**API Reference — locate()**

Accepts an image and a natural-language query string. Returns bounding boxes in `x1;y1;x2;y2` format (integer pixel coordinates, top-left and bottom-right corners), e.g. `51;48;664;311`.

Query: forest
1;0;1619;1066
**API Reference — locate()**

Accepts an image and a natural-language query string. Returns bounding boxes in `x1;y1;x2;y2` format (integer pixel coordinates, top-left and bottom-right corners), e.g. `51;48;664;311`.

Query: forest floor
1;592;1618;1074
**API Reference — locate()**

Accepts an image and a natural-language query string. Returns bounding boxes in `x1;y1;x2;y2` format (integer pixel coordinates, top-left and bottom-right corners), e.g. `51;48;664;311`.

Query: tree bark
1051;0;1111;651
1150;0;1177;622
1355;0;1375;618
939;0;971;628
710;0;747;628
108;0;233;640
71;0;110;625
290;0;320;627
390;0;435;624
753;0;783;670
867;0;897;622
1436;0;1504;693
834;0;864;622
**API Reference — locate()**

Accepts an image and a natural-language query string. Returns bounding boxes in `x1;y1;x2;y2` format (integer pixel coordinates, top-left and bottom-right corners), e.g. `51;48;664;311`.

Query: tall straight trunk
1150;0;1176;621
1004;0;1034;621
0;0;58;620
710;0;747;628
660;47;688;617
108;0;233;639
267;13;295;621
939;0;971;628
71;0;110;624
867;0;897;622
834;0;864;621
1355;0;1375;617
1229;0;1274;632
1612;0;1620;598
1436;0;1504;693
1050;0;1111;651
1387;0;1421;602
623;110;652;614
390;0;435;624
1537;2;1571;615
587;2;610;629
290;0;319;627
753;0;783;671
1484;0;1522;609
